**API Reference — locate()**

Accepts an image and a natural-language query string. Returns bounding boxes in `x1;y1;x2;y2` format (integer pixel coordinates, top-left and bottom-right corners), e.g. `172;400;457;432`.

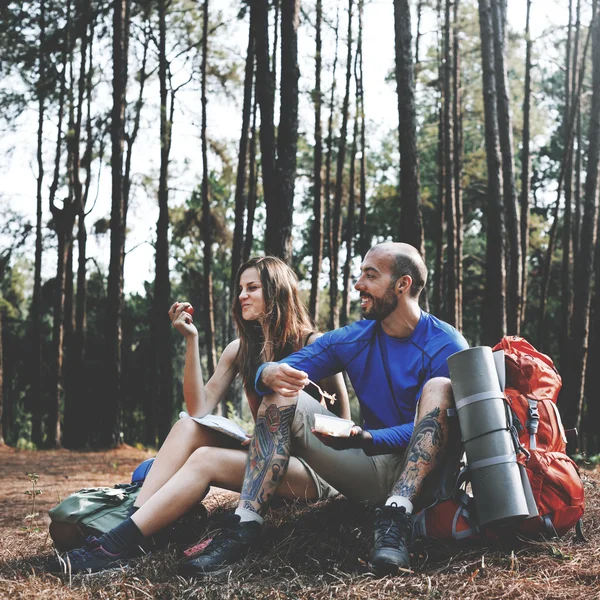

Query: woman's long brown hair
232;256;314;393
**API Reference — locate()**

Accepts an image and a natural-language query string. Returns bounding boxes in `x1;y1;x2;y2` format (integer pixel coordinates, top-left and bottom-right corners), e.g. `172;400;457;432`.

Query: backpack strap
575;519;587;542
526;398;539;450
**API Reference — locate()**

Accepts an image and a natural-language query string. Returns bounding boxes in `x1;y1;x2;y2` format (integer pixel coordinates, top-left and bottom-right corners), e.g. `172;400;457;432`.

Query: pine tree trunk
415;0;423;68
231;16;255;318
63;0;92;448
491;0;521;335
103;0;129;448
560;0;575;372
324;9;340;312
341;83;359;326
433;102;445;318
573;0;583;263
519;0;532;329
31;0;46;447
47;0;76;449
452;0;463;331
394;0;425;257
443;0;457;327
478;0;507;344
251;0;277;257
151;0;174;444
309;0;323;322
272;0;300;262
330;0;353;331
243;91;258;263
563;0;600;431
433;5;445;318
200;0;218;391
357;0;367;261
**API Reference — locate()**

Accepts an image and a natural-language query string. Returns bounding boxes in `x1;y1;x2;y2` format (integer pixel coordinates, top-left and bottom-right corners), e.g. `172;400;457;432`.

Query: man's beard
360;283;398;320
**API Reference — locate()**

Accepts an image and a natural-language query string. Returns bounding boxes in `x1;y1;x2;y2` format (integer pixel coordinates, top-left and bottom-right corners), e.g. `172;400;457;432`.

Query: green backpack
48;483;141;551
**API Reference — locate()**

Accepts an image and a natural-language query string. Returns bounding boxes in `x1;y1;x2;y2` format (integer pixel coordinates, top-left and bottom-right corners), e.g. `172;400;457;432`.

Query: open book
179;412;249;443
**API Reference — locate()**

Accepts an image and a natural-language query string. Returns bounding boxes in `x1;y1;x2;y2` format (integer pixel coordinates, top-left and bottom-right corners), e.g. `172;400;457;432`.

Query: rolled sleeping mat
447;346;530;527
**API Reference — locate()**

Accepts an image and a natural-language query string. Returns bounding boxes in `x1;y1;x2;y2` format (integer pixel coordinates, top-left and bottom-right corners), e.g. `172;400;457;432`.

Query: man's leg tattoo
240;402;295;516
391;407;446;502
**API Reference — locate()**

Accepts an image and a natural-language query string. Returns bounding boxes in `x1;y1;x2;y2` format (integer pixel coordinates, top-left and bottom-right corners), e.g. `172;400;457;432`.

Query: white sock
385;496;413;514
234;507;264;525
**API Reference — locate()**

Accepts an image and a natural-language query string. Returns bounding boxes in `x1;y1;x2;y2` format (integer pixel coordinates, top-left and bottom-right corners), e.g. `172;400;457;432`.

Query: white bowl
313;414;355;437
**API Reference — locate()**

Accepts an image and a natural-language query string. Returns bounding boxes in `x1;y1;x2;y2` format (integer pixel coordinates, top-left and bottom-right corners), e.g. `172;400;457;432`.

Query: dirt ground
0;445;599;600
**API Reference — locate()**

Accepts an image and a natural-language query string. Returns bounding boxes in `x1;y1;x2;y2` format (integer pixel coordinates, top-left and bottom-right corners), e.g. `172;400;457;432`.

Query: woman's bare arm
170;301;239;417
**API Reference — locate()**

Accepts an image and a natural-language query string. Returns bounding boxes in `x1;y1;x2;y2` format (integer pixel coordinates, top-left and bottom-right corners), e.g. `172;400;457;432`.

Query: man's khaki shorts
292;390;460;509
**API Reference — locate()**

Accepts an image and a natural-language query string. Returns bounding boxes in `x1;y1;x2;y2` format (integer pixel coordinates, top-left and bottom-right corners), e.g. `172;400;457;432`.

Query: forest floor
0;445;599;600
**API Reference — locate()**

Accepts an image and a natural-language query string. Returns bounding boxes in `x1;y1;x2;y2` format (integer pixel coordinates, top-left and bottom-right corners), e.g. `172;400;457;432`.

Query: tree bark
309;0;323;322
200;0;218;389
357;0;367;261
47;0;76;449
433;3;445;318
151;0;175;444
102;0;129;447
452;0;463;331
491;0;521;335
563;1;600;431
271;0;300;261
31;0;46;447
341;57;360;326
560;0;575;372
243;90;258;263
231;14;255;324
573;0;583;263
394;0;425;258
443;0;457;327
519;0;532;329
330;0;354;331
251;0;276;257
478;0;507;344
324;8;340;313
63;0;92;448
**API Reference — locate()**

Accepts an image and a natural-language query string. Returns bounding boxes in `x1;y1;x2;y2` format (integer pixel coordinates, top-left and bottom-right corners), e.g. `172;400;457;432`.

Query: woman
52;256;349;573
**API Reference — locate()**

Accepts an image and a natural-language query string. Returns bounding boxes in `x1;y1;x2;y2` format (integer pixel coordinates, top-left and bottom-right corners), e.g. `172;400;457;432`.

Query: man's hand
311;426;373;451
261;363;309;397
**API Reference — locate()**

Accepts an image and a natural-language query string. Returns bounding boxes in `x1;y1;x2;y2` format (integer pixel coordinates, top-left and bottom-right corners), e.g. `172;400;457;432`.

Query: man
180;242;468;577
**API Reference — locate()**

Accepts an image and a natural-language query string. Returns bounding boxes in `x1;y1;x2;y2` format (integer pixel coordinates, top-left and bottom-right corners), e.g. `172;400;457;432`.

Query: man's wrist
255;362;275;396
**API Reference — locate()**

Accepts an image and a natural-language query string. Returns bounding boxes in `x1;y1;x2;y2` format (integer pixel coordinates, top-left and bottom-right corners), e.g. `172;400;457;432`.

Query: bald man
180;242;468;577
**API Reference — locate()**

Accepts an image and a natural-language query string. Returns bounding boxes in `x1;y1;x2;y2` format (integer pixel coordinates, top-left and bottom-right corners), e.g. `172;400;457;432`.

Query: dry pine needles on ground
0;446;599;600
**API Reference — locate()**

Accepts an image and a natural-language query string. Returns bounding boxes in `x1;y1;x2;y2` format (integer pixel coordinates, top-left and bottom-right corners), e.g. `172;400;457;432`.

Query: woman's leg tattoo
239;402;296;516
391;407;446;502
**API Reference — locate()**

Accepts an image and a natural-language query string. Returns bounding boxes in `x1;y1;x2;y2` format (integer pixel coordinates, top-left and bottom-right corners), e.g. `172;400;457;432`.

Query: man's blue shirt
255;312;469;453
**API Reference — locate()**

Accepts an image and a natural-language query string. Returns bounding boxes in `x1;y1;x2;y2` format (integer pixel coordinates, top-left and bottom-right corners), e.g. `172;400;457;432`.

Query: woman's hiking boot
46;535;142;575
178;515;261;577
370;504;412;575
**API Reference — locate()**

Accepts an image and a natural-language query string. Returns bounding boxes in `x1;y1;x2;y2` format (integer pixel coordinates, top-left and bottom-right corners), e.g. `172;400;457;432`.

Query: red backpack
414;337;585;542
492;336;585;538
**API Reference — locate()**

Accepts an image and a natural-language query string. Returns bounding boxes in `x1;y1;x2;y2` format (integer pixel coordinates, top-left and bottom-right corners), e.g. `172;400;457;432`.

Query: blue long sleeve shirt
255;312;468;453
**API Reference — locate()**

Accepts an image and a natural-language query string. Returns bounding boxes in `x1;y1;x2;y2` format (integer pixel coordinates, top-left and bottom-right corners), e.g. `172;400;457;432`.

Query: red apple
184;306;195;316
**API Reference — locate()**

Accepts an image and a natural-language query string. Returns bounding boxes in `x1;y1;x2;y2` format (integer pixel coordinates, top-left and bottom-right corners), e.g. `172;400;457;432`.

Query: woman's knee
186;445;219;473
168;416;199;439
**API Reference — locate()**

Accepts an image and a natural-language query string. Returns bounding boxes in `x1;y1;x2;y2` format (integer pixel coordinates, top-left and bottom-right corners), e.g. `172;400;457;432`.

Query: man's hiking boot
46;535;141;575
370;504;412;575
178;515;261;577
